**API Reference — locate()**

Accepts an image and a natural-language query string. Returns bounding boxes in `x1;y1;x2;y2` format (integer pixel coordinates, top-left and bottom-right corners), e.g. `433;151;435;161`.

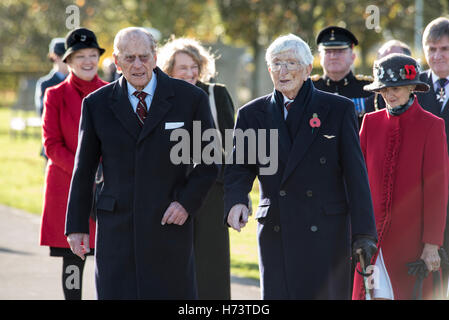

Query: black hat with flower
363;53;429;92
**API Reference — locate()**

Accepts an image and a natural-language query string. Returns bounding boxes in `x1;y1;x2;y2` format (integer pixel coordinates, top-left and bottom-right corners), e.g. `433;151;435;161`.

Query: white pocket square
323;135;336;139
165;122;184;129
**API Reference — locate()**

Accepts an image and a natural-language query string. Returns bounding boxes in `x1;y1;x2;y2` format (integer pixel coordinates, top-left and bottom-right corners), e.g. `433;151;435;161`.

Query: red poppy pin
404;65;416;80
309;113;321;133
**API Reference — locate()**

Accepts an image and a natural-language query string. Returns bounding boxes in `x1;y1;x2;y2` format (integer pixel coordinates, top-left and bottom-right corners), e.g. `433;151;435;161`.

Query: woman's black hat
364;53;429;92
62;27;105;63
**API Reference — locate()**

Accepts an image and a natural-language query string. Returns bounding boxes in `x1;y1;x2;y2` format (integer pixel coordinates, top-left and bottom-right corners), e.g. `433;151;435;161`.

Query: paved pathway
0;204;260;300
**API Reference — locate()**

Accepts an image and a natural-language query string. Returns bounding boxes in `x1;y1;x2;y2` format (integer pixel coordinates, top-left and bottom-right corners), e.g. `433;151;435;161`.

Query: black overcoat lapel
108;76;141;140
281;88;330;185
420;70;449;115
138;68;174;144
267;92;291;168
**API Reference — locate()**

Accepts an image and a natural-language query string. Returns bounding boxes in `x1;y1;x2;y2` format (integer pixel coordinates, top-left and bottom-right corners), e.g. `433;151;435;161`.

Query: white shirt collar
431;71;449;86
283;95;294;105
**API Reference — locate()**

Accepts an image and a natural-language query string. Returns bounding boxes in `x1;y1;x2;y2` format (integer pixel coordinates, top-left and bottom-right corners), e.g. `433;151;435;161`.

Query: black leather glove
352;236;377;272
439;247;449;270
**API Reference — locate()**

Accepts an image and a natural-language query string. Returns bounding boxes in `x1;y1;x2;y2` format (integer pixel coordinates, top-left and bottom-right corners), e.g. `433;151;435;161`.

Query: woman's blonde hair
157;36;217;82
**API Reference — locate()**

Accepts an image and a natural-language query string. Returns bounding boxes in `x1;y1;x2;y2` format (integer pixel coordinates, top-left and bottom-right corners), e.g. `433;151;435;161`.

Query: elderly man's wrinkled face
320;47;355;77
114;35;157;90
424;36;449;78
268;50;312;99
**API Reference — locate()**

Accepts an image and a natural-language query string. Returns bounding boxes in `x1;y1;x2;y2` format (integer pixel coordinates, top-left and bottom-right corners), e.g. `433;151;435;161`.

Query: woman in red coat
353;54;449;300
40;28;107;300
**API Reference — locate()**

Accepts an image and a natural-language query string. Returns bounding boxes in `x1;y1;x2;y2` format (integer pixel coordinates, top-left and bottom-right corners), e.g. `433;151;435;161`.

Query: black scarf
274;78;313;114
387;94;414;116
274;78;314;140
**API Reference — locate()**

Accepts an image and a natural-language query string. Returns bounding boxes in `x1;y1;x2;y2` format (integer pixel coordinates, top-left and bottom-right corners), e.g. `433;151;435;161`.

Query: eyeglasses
270;61;302;71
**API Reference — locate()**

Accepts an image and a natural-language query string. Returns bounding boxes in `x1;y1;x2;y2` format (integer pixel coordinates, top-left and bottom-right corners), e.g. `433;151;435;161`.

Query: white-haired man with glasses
224;34;377;299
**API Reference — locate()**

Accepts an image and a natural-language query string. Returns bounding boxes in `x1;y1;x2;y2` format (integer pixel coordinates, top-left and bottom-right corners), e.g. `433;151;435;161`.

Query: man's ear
351;50;356;64
305;64;313;80
113;54;122;72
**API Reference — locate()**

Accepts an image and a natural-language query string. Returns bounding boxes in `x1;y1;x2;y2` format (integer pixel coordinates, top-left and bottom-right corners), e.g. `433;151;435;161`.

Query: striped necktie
284;101;293;112
133;91;148;126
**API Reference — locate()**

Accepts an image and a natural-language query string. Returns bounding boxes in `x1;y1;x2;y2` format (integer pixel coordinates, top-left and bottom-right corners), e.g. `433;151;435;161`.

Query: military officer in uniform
312;26;373;127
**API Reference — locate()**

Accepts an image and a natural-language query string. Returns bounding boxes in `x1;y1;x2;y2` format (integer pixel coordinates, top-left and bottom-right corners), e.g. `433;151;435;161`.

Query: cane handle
356;248;366;270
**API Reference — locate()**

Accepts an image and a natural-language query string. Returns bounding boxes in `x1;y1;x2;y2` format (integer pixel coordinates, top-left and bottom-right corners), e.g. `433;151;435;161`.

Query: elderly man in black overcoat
224;34;378;300
65;27;217;299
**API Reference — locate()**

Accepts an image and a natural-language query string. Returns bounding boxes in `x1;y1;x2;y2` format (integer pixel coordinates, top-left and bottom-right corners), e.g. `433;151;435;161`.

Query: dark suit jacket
35;70;66;116
417;70;449;252
196;81;235;182
193;81;234;299
35;70;67;158
417;70;449;149
196;81;235;148
364;93;386;114
65;67;218;299
224;81;377;299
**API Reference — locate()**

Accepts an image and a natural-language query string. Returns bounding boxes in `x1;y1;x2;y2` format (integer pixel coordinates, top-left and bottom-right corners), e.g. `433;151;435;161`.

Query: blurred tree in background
0;0;448;99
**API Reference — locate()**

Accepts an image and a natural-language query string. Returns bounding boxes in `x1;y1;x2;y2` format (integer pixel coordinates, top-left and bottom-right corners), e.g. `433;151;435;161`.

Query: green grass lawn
229;181;260;280
0;106;261;280
0;108;45;214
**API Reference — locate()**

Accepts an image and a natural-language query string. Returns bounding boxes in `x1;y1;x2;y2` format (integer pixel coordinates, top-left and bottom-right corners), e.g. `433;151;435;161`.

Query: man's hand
352;236;377;269
227;204;249;232
161;201;189;226
67;233;90;260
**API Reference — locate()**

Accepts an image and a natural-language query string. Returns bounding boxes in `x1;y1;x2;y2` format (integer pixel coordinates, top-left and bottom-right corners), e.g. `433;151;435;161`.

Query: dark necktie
436;78;449;111
133;91;148;126
284;101;295;140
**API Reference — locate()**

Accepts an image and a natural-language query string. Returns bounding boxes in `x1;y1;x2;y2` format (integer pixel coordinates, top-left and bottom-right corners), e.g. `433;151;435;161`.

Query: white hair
265;34;313;65
113;27;157;56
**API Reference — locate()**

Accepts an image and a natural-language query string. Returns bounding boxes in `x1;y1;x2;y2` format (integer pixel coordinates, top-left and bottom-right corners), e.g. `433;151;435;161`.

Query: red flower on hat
404;65;416;80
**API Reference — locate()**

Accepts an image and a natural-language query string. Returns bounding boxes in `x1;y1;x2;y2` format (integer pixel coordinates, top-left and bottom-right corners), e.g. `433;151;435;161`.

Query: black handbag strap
409;253;446;300
432;271;442;299
412;272;425;300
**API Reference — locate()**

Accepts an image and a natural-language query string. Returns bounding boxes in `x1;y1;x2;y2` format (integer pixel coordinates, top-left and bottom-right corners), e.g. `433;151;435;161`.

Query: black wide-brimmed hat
62;27;105;63
364;53;429;92
316;26;358;49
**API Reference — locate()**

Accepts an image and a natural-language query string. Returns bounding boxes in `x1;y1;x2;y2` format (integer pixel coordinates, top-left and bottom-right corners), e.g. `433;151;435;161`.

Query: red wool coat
353;98;449;300
40;73;107;248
